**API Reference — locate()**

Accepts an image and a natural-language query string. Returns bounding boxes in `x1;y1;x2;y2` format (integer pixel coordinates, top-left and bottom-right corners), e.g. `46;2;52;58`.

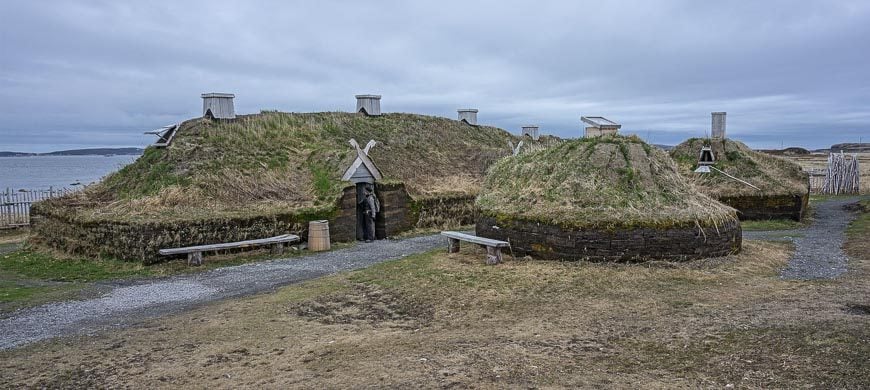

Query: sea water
0;155;139;191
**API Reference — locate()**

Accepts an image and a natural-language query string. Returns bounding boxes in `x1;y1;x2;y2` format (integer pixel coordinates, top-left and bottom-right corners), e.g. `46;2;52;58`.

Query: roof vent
458;109;478;125
522;125;540;141
694;146;715;173
711;112;726;139
356;95;382;116
201;93;235;119
581;116;620;137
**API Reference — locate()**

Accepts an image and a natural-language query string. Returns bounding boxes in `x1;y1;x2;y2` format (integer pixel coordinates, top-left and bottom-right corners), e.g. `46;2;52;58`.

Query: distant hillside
758;147;811;156
0;148;144;157
830;143;870;153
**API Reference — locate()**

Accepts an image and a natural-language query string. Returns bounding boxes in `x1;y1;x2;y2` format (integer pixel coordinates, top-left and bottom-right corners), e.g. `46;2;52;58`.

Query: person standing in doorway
361;184;380;242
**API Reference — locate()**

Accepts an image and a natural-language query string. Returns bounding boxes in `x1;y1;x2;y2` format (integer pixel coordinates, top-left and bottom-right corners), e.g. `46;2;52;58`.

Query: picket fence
0;187;74;228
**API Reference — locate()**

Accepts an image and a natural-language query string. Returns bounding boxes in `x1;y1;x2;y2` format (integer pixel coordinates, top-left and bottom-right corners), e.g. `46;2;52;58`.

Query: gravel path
743;196;865;280
0;234;444;350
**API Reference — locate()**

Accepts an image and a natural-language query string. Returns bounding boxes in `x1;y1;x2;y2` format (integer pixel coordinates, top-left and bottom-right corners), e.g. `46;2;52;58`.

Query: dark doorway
355;182;386;241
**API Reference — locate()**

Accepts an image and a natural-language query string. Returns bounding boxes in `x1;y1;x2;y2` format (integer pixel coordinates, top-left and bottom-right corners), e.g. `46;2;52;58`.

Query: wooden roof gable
341;139;383;182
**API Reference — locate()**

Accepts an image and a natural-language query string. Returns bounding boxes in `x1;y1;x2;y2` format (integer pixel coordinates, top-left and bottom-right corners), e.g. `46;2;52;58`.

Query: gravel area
743;196;865;280
0;234;445;350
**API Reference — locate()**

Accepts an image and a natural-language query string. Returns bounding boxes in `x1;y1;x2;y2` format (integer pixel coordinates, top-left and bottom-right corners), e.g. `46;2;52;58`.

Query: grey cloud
1;0;868;151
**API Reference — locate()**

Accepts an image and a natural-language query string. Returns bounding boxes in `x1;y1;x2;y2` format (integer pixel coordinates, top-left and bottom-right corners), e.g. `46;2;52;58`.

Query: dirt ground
2;222;868;389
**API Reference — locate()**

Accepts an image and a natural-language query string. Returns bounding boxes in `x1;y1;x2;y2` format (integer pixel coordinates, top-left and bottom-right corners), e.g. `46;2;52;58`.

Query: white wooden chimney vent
711;112;726;139
458;109;478;125
356;94;382;116
522;125;540;141
201;93;235;119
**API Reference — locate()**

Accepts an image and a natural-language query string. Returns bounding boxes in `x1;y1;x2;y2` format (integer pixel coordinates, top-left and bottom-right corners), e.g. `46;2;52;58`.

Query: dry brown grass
477;135;738;229
3;235;868;388
43;112;524;223
410;173;483;197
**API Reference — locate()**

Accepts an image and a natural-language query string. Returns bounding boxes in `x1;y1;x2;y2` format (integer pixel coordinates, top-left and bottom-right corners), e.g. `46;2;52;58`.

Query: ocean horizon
0;155;139;191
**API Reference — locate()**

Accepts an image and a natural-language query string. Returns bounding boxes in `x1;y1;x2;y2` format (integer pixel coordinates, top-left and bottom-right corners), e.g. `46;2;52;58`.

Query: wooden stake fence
818;152;861;195
0;187;74;229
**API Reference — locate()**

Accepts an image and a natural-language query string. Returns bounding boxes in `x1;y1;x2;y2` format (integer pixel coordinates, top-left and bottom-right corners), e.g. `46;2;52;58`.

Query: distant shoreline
0;148;144;157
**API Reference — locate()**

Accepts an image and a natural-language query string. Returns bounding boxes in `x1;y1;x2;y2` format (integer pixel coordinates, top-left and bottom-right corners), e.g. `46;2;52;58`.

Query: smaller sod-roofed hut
670;138;809;220
476;135;742;261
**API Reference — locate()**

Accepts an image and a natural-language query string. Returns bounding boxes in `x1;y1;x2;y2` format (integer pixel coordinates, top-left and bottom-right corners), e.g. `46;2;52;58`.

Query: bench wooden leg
187;251;203;266
447;237;460;253
271;242;285;255
485;246;502;265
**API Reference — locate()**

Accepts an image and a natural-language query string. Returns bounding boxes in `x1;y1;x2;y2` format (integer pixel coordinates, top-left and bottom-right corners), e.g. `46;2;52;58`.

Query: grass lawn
3;221;869;388
740;218;805;231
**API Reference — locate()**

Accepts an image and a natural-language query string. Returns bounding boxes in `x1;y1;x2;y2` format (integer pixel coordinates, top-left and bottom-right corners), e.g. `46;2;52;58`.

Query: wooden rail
0;187;74;229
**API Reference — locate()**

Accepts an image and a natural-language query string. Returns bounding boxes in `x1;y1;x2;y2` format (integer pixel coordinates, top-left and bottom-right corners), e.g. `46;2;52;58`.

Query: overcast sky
1;0;868;152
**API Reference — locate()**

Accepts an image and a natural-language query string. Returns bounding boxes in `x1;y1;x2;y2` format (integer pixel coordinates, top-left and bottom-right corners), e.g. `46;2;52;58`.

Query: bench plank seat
440;231;509;265
159;234;300;265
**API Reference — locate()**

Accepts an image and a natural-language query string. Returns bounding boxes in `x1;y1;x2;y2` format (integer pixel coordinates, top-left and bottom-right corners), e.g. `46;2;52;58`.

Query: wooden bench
440;231;510;265
159;234;301;266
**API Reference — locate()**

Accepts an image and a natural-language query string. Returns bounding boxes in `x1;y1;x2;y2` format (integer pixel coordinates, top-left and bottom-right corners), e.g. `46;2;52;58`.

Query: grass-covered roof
670;138;808;197
45;111;531;222
476;135;738;229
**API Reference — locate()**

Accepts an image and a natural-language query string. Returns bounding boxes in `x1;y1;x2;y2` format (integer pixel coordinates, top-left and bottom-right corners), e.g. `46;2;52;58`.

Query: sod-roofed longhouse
30;111;535;263
670;138;809;221
475;135;742;261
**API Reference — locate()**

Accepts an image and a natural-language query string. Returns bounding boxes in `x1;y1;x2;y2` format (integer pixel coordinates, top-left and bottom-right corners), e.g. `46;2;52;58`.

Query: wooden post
447;237;460;253
187;252;203;266
486;247;502;265
271;242;284;255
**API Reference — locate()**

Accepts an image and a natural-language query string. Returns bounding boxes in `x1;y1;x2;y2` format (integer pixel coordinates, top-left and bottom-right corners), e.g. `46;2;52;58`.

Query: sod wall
717;193;809;221
476;214;742;261
30;204;333;264
31;182;479;264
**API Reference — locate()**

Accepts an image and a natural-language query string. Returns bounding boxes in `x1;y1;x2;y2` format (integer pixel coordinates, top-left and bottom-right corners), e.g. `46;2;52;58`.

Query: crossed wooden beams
341;139;383;181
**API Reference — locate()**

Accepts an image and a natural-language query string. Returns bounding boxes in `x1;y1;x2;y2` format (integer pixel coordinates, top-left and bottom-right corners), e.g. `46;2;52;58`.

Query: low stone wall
30;204;333;264
718;193;808;221
476;214;742;262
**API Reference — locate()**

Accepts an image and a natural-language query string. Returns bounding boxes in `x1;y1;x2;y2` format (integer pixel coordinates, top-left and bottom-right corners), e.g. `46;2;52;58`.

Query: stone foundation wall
718;193;808;221
30;204;332;264
476;214;742;262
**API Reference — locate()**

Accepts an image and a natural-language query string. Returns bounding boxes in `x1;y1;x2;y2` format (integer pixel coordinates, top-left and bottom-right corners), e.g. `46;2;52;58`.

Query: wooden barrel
308;220;331;251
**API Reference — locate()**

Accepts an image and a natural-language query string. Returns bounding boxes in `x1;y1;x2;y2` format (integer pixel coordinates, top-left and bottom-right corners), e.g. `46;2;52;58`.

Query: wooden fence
1;187;74;229
807;168;827;194
806;153;861;195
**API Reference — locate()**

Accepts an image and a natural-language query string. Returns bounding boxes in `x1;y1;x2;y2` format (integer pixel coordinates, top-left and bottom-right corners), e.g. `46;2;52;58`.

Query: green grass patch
0;250;152;282
0;280;45;302
0;275;91;312
741;218;804;231
846;198;870;236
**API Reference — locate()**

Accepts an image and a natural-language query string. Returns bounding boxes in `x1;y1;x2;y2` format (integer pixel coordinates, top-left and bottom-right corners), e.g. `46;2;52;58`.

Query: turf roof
670;138;808;198
43;111;531;222
476;135;738;229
